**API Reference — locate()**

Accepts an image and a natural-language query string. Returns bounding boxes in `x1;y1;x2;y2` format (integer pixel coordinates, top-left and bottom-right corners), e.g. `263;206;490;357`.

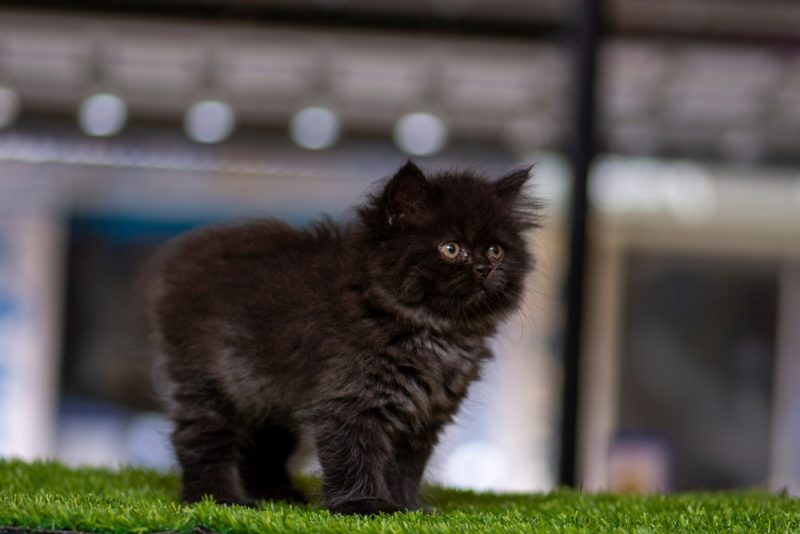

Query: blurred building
0;0;798;494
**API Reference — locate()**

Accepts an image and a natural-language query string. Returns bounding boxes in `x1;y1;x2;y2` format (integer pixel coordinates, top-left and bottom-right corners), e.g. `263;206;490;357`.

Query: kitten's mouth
439;284;484;299
438;287;488;309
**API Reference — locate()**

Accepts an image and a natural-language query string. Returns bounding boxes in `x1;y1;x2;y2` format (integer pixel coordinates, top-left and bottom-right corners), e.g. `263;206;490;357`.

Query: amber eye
487;244;504;261
439;242;460;259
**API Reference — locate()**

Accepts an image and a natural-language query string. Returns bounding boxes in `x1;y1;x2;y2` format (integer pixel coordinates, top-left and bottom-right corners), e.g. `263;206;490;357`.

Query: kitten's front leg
386;428;438;510
314;412;401;515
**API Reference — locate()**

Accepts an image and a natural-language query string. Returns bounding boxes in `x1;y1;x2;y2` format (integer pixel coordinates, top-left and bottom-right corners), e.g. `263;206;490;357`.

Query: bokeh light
184;100;235;144
78;93;127;137
393;112;448;156
289;106;341;150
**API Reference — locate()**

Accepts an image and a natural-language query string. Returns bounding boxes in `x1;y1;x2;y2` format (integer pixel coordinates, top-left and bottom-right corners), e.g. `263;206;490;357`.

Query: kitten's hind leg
171;406;250;506
238;422;308;504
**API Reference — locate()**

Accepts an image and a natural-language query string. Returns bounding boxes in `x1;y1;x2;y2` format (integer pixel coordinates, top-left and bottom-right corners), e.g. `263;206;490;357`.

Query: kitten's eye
439;242;460;259
487;244;505;261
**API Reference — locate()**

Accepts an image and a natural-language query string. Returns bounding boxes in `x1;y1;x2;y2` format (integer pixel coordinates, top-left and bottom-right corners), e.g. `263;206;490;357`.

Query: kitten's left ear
495;166;533;201
385;160;432;227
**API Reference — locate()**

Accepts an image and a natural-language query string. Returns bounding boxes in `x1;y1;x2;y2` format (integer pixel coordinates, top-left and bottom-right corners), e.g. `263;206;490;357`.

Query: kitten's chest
406;333;483;372
401;332;488;418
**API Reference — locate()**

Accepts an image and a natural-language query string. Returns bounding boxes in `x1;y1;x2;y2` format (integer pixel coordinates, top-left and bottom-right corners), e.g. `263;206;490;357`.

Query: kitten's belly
288;423;319;474
209;342;317;421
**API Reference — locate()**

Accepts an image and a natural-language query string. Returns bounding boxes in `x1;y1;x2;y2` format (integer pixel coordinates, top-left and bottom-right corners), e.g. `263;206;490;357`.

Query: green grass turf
1;459;798;534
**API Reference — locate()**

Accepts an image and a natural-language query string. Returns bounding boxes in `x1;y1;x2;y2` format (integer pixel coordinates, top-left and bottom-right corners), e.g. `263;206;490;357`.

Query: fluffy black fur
145;161;539;515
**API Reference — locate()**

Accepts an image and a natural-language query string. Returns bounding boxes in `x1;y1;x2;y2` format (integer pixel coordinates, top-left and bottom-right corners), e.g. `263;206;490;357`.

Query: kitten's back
150;218;344;311
146;218;347;382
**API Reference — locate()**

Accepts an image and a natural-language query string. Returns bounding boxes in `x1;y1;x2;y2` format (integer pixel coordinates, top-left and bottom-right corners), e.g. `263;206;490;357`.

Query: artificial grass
0;459;798;534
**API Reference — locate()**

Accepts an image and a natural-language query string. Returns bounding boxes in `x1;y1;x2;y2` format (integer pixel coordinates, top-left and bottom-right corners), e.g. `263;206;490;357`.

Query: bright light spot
289;106;340;150
78;93;127;137
660;162;716;224
444;441;509;491
591;157;717;224
0;87;20;129
590;157;663;213
184;100;235;144
393;112;448;156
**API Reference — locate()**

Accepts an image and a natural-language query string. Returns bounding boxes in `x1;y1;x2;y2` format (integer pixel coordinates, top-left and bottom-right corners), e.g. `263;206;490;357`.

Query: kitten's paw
329;497;403;516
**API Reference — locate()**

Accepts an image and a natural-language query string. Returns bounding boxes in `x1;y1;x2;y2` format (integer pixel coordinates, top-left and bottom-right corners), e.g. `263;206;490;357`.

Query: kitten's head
358;161;539;330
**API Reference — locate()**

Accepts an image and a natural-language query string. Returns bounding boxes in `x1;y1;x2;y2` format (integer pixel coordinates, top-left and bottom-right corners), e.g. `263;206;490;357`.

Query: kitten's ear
385;161;432;227
495;166;533;201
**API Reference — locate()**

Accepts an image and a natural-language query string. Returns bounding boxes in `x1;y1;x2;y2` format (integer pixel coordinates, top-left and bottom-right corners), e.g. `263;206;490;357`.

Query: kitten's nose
474;265;492;279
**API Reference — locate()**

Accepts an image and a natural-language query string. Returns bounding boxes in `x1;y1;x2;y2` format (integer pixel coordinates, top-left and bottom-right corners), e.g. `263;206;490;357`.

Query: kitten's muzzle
474;265;493;279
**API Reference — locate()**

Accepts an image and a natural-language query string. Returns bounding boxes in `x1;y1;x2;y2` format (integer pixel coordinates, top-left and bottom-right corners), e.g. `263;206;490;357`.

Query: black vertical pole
559;0;604;487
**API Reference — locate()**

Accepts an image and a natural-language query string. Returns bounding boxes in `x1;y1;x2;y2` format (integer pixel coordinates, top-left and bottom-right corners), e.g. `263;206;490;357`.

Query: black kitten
146;162;538;515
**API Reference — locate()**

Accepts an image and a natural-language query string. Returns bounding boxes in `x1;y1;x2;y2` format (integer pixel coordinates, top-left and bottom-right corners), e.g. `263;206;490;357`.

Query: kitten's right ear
495;166;533;201
384;161;432;227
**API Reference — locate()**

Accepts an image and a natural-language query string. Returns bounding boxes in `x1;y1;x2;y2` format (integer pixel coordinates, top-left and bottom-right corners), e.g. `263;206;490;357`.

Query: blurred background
0;0;798;496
